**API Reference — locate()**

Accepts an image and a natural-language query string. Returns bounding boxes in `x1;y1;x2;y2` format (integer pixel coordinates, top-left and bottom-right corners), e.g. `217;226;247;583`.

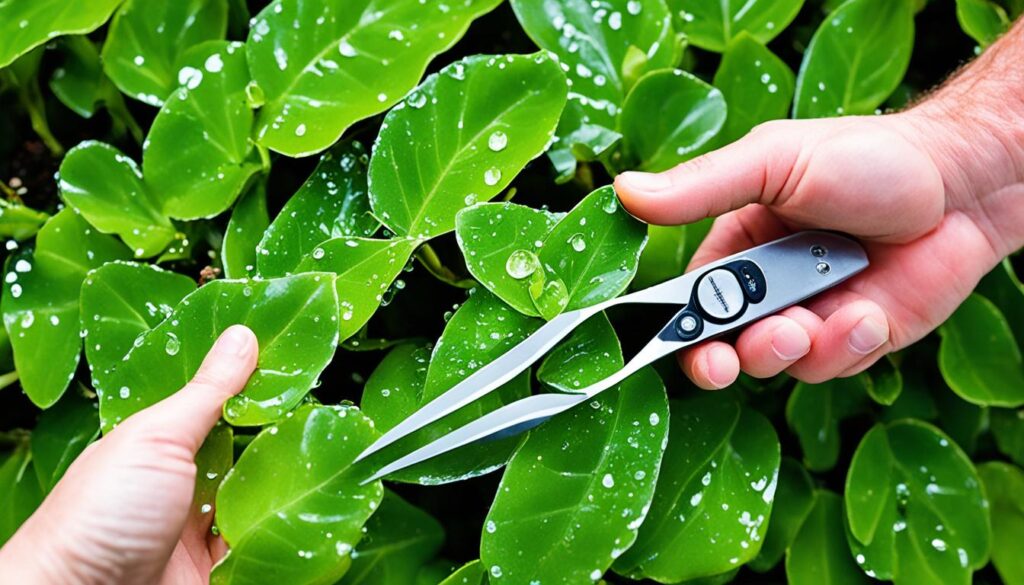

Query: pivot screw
679;315;698;333
816;262;831;275
810;245;827;257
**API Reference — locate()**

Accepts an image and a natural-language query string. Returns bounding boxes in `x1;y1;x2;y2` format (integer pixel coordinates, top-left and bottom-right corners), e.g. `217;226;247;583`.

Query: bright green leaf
668;0;805;52
712;33;795;145
977;462;1024;585
222;182;269;279
30;390;99;491
0;443;43;546
785;490;870;585
633;224;687;289
935;388;986;454
536;312;621;392
49;36;106;118
786;375;869;472
866;355;903;405
977;258;1024;349
0;0;124;68
0;200;49;241
439;560;487;584
991;408;1024;466
956;0;1011;47
750;457;816;572
194;422;232;518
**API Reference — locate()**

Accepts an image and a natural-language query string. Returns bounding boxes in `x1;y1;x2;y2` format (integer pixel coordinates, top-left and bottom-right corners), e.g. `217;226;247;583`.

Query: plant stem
19;81;63;156
0;370;19;391
0;428;30;446
105;90;144;145
416;243;477;289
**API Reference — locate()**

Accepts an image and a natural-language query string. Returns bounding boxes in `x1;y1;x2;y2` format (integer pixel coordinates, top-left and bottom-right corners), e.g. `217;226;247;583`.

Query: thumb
614;121;798;225
133;325;258;454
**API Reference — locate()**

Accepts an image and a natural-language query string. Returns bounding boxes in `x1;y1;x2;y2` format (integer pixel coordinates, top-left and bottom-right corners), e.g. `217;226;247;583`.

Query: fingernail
706;346;734;389
848;317;888;355
618;171;671;192
770;326;810;361
215;325;256;358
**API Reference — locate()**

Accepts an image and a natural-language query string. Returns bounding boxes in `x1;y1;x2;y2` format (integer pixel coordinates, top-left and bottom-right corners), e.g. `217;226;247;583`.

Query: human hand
615;110;1024;389
0;325;258;585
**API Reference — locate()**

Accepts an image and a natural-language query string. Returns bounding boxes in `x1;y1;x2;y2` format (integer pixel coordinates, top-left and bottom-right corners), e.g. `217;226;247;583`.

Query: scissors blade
355;307;599;462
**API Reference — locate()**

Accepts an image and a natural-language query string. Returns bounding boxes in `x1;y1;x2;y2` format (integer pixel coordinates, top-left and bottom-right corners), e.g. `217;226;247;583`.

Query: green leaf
844;421;990;584
668;0;805;52
194;422;232;518
712;33;795;145
102;0;228;106
0;443;43;546
368;53;567;239
81;261;196;397
536;312;621;392
956;0;1011;47
212;404;384;585
866;355;903;406
934;388;986;454
2;209;131;408
99;274;339;430
0;0;124;68
246;0;502;157
257;140;379;278
144;41;261;220
785;490;871;585
977;462;1024;585
938;293;1024;407
361;289;537;484
977;258;1024;349
633;224;687;289
49;36;106;118
482;365;669;583
338;490;445;584
58;141;177;257
0;200;49;241
793;0;915;118
619;69;726;172
222;182;269;279
749;457;816;572
509;0;676;176
30;390;99;491
785;375;869;472
439;560;487;585
991;408;1024;466
295;237;420;342
614;394;781;582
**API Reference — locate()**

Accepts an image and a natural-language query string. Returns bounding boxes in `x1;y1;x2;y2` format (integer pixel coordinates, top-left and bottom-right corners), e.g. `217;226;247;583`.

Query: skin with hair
615;19;1024;390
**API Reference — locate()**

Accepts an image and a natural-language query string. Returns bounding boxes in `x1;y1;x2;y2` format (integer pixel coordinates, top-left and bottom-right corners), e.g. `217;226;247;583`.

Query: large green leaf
938;293;1024;407
58;141;177;257
785;375;869;472
99;274;339;430
844;421;990;584
368;53;567;239
258;140;379;278
749;457;816;572
30;390;99;492
212;404;384;585
712;33;795;145
785;490;870;585
338;491;445;584
102;0;228;106
2;209;131;408
0;444;43;546
143;41;261;220
618;69;726;172
294;237;420;342
81;262;196;398
439;560;487;584
977;462;1024;585
222;182;269;279
0;0;124;68
245;0;502;157
793;0;915;118
956;0;1011;46
668;0;805;52
615;394;781;582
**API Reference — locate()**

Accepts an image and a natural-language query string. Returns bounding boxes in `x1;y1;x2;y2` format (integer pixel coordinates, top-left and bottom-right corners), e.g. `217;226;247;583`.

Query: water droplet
486;520;497;533
568;233;586;252
649;412;660;426
49;315;60;326
484;167;502;186
205;54;224;73
505;249;540;279
627;0;642;15
295;123;307;137
490;565;503;578
602;473;615;488
312;247;326;259
464;193;477;206
487;131;508;152
165;332;181;356
530;277;569;320
931;538;947;552
406;91;427;108
119;386;131;399
339;39;357;57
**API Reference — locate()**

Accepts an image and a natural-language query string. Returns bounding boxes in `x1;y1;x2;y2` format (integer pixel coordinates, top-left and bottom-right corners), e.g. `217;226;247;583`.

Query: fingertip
212;325;259;367
614;171;675;224
769;319;812;362
680;342;739;390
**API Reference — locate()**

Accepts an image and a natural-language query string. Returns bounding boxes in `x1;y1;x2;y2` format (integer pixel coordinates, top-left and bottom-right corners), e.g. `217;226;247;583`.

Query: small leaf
844;421;990;584
193;422;232;518
991;408;1024;467
222;182;269;279
785;375;869;472
100;274;339;430
785;490;871;585
668;0;805;52
793;0;915;118
30;390;99;491
614;394;781;582
2;209;131;408
536;312;621;392
245;0;502;157
368;53;567;239
439;560;487;584
977;258;1024;349
258;140;379;278
0;0;124;68
956;0;1011;47
938;293;1024;407
866;355;903;405
338;490;445;584
0;444;43;546
619;69;726;172
48;36;106;118
977;462;1024;584
712;33;795;145
0;200;49;241
212;404;384;585
749;457;816;572
934;388;986;454
634;224;687;289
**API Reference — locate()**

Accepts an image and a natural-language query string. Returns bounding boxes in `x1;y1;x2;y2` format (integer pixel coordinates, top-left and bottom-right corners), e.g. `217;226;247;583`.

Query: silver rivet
679;315;698;332
810;245;827;257
816;262;831;275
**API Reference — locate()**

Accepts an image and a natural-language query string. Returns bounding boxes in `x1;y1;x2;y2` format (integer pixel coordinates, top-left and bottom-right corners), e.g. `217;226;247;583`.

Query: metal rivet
816;262;831;275
810;245;827;257
679;315;698;332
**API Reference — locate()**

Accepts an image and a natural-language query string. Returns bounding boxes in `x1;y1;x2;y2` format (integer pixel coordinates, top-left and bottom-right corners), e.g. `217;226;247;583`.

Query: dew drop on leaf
627;0;642;15
165;332;181;356
569;233;587;252
505;249;540;280
484;167;502;186
487;131;508;152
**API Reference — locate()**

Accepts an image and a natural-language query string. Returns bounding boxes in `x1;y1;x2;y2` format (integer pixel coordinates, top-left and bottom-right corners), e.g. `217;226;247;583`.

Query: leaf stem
105;90;144;145
0;370;19;391
415;243;476;289
18;81;63;156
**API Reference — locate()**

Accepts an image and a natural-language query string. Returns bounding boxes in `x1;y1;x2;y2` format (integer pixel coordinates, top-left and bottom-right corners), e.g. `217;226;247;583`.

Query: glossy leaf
102;0;228;106
634;224;687;289
712;33;795;144
793;0;915;118
619;69;726;172
58;141;177;257
338;491;445;584
257;140;378;278
0;0;124;68
844;421;990;584
30;390;99;491
536;312;620;392
977;462;1024;585
956;0;1011;47
749;457;816;572
81;262;196;397
439;560;487;585
977;258;1024;349
368;53;567;239
194;422;232;519
144;41;261;220
246;0;502;157
2;209;131;408
295;237;420;342
938;293;1024;407
785;375;869;472
0;444;43;546
785;490;870;585
99;274;339;430
222;182;269;279
212;404;384;585
668;0;805;52
0;200;49;241
49;36;106;118
615;394;781;582
991;408;1024;466
934;388;986;454
866;355;903;406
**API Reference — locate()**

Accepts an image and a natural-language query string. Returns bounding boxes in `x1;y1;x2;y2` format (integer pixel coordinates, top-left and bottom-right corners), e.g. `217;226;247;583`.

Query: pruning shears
357;231;869;483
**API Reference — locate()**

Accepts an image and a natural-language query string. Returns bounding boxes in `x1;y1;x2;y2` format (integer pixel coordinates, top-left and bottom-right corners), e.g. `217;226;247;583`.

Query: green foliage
0;0;1021;582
